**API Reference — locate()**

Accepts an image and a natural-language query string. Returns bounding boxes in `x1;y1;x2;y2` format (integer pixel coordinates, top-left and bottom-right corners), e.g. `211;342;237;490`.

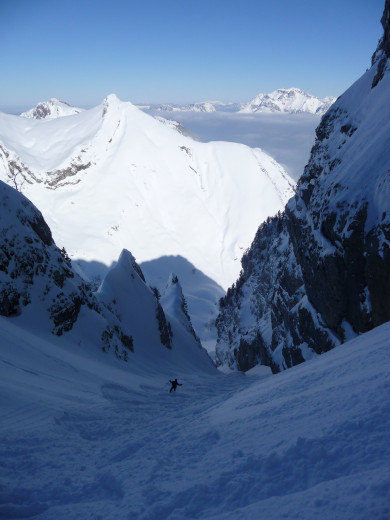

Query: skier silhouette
169;379;182;392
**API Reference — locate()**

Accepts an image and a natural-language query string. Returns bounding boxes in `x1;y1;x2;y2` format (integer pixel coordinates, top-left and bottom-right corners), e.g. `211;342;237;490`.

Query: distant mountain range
137;101;236;114
22;88;335;120
239;88;336;115
139;88;336;116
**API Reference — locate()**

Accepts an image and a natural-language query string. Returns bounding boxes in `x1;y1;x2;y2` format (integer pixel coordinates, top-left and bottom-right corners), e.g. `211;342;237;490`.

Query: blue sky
0;0;385;110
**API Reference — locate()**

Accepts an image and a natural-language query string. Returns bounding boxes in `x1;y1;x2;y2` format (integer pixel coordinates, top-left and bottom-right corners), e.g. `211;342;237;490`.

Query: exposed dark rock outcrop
156;302;173;349
372;0;390;64
372;0;390;87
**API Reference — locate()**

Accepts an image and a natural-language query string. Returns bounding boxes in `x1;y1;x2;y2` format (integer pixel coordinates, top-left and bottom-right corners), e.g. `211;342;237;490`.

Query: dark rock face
0;181;95;331
366;225;390;327
372;0;390;87
156;301;173;349
28;212;53;246
286;200;375;338
382;0;390;57
0;284;20;316
216;215;337;372
216;2;390;372
31;103;51;120
372;0;390;64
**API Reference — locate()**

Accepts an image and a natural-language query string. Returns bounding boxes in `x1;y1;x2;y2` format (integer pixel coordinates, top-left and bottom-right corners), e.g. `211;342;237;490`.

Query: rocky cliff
216;1;390;372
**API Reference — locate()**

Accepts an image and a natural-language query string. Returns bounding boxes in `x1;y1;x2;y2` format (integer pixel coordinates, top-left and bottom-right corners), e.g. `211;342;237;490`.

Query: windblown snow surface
1;315;389;519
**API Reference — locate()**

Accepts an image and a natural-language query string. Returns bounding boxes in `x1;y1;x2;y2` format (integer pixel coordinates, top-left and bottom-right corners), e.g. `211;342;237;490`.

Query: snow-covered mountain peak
189;101;217;112
161;273;184;313
264;87;306;99
161;271;200;342
97;249;153;309
240;88;336;115
101;93;129;115
116;249;146;283
162;272;187;312
20;98;84;119
103;93;121;104
165;272;179;288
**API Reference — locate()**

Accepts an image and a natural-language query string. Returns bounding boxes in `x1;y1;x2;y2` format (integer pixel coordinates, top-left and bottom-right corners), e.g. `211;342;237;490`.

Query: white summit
239;87;336;115
20;98;84;119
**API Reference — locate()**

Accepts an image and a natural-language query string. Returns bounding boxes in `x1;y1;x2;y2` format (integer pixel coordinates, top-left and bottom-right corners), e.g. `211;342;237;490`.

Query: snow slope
1;314;389;519
149;111;320;181
0;95;294;343
239;88;335;115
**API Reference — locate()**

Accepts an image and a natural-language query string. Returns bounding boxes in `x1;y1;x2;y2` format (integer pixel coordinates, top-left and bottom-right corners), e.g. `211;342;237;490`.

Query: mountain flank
216;1;390;372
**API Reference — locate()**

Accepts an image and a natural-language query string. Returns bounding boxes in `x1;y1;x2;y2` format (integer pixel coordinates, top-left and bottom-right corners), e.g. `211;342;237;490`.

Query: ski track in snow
1;319;390;520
